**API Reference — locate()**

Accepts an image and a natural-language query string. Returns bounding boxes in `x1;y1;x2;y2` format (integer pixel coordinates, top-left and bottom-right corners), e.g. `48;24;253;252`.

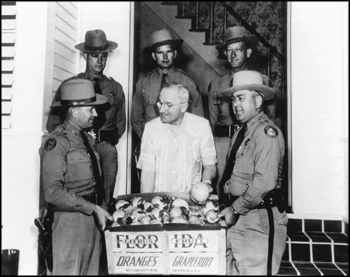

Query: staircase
144;1;286;100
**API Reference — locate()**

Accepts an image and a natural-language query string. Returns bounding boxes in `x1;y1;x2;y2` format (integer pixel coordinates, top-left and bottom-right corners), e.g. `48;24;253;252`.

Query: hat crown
85;29;108;48
75;29;118;52
225;26;249;43
232;71;264;87
150;29;174;45
60;79;95;102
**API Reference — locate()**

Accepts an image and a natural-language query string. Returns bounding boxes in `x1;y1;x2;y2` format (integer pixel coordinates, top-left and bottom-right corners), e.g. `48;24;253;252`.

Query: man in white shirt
137;82;217;193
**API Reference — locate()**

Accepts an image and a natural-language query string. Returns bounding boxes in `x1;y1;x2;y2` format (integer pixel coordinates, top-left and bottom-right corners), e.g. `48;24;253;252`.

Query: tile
293;261;322;275
344;222;348;236
334;245;349;263
312;244;332;262
336;262;349;275
326;232;349;244
288;231;310;242
314;262;346;276
305;219;322;232
277;261;298;276
288;218;303;231
291;243;311;262
306;231;332;242
281;243;289;261
324;220;342;232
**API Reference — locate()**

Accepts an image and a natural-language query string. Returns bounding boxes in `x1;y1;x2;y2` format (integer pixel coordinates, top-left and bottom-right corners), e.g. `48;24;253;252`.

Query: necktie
93;78;106;129
219;124;247;206
160;73;168;90
81;131;104;205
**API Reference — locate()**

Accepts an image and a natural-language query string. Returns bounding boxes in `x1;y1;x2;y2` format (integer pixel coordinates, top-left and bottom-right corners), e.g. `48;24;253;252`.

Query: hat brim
215;36;260;59
75;41;118;53
50;94;108;108
220;84;276;101
143;39;184;53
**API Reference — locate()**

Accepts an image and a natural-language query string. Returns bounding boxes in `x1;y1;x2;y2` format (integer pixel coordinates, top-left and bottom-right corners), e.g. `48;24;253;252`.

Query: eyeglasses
89;53;108;59
156;100;187;110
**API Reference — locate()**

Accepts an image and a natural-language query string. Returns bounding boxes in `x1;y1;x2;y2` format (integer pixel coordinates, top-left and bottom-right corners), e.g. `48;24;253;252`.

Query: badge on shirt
44;138;57;151
264;126;278;138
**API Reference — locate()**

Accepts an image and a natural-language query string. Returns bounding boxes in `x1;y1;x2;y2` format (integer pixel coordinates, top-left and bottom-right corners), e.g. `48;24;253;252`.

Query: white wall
289;2;348;221
78;2;134;197
1;2;49;275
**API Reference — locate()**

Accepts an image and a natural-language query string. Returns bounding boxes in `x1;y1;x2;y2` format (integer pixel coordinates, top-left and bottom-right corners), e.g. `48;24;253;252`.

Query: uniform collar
246;111;266;131
63;120;81;137
81;71;106;81
156;66;175;77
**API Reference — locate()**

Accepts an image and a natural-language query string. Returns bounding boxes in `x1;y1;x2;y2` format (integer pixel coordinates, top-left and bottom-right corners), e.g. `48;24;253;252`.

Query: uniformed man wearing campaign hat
40;78;113;275
217;71;287;275
46;29;126;208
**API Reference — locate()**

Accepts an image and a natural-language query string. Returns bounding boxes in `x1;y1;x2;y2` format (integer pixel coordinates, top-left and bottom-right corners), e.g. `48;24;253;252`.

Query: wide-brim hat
51;79;108;108
75;29;118;53
144;29;183;53
216;26;259;59
219;70;276;101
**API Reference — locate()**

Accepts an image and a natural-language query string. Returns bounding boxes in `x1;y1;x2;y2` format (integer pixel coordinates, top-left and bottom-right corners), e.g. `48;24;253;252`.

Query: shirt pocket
234;154;254;178
66;151;92;182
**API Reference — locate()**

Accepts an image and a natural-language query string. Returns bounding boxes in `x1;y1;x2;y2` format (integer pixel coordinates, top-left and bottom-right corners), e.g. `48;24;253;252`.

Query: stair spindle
267;47;271;79
195;2;199;30
209;1;214;44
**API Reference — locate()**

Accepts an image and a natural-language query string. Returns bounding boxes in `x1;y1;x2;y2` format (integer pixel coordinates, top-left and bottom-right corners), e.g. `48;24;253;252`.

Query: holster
34;206;54;272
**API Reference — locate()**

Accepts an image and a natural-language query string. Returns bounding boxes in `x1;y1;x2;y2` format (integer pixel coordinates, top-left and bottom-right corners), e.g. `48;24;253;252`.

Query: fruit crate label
169;252;223;275
108;231;165;253
109;252;165;275
167;230;223;252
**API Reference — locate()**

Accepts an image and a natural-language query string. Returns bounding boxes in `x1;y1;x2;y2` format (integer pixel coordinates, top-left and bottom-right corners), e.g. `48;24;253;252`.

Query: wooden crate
104;193;226;275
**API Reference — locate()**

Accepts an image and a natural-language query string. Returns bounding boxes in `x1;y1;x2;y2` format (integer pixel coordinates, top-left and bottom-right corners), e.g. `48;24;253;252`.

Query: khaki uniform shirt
131;67;204;139
226;112;285;214
208;71;237;130
39;121;100;215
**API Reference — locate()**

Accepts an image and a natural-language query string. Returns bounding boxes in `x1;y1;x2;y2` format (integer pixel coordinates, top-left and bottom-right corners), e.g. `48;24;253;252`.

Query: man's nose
159;104;166;113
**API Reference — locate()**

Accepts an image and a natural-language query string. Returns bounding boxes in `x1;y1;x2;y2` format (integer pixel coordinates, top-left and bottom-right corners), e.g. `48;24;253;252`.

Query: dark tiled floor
277;219;349;276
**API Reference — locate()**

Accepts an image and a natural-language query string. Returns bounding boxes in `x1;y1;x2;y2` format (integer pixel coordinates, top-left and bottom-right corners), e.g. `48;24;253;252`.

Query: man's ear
83;53;88;61
246;48;252;58
255;93;263;108
174;50;178;58
151;52;156;61
181;103;188;113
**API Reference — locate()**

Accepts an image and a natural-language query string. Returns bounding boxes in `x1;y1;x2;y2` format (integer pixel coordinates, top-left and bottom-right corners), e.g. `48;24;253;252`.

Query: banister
219;1;283;61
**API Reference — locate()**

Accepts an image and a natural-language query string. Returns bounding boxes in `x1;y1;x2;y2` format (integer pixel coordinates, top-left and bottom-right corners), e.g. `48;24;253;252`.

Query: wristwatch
202;180;212;186
231;205;239;216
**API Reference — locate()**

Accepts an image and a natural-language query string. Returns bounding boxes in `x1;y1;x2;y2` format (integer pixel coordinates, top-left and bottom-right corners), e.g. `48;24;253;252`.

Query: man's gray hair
162;82;190;103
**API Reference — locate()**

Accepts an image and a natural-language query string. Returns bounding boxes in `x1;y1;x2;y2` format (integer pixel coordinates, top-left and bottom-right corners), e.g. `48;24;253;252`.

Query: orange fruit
190;183;210;203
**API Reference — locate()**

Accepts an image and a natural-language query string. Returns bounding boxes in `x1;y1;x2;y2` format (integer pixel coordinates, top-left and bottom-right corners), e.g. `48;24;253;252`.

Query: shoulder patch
44;138;57;151
264;125;278;138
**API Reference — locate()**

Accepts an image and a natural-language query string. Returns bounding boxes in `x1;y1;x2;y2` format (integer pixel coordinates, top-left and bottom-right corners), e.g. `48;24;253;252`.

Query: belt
226;189;286;212
214;124;239;138
91;128;119;145
81;192;98;204
256;189;286;212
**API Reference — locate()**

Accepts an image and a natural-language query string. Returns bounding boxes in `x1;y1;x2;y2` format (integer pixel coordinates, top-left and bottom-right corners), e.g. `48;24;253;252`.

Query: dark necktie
160;73;168;90
219;124;247;206
93;78;106;129
81;131;104;205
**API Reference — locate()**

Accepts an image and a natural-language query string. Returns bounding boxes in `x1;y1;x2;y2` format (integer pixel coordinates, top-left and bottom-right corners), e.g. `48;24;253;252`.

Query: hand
93;205;114;231
217;207;239;228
